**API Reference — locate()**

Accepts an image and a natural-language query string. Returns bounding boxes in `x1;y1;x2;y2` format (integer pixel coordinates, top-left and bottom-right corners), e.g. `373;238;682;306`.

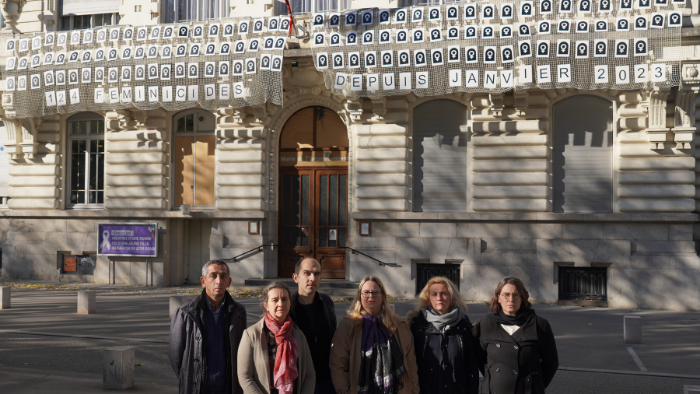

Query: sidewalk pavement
1;281;700;393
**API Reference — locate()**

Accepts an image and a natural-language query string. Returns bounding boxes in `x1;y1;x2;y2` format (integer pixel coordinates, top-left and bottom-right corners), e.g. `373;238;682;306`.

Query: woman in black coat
407;277;479;394
474;276;559;394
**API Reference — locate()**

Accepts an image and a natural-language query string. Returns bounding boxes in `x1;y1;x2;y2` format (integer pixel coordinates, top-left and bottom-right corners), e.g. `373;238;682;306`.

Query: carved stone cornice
489;93;505;117
672;87;698;150
645;87;671;150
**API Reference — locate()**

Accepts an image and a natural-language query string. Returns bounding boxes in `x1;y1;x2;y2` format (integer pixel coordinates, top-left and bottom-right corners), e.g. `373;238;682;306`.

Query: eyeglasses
361;291;382;298
499;292;521;300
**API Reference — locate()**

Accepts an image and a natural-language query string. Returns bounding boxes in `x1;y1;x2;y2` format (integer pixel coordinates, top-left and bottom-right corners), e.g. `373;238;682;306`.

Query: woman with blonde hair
406;277;479;394
474;276;558;394
238;281;316;394
330;276;418;394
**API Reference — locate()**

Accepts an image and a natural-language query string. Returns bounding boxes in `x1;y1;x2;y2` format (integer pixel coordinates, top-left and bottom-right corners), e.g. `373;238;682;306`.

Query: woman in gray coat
238;281;316;394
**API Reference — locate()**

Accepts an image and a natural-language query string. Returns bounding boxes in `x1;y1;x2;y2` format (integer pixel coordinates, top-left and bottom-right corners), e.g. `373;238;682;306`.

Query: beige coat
237;318;316;394
330;314;419;394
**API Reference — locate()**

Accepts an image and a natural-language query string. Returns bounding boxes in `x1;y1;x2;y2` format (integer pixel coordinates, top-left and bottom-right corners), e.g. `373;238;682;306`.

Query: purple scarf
357;314;405;394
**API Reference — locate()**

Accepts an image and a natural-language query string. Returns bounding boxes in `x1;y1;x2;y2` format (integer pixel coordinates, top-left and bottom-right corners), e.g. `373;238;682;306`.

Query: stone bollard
684;385;700;394
0;286;10;309
169;296;186;319
103;346;135;390
77;290;96;314
623;315;642;344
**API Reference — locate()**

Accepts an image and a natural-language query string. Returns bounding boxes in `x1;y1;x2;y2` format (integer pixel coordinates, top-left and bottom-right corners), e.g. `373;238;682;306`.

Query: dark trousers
315;378;335;394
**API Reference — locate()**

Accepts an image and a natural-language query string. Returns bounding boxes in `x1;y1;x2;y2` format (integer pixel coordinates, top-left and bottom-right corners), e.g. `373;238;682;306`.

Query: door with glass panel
278;106;349;278
278;169;348;278
67;112;105;206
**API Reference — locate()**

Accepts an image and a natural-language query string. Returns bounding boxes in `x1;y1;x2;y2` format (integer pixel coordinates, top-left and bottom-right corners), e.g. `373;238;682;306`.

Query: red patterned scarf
264;312;299;394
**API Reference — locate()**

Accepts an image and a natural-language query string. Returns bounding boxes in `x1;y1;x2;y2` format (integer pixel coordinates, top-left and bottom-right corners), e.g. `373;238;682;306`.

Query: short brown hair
489;276;532;314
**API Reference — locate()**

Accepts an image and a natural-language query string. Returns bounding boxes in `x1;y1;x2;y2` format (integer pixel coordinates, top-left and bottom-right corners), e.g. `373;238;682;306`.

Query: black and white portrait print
93;68;102;83
81;68;91;83
537;41;550;57
208;23;219;37
44;71;54;86
83;30;93;44
560;0;573;12
137;27;147;41
634;38;648;56
447;5;458;20
162;46;172;59
483;5;495;19
669;12;682;27
135;46;145;59
178;26;189;38
57;34;67;46
599;0;611;12
31;54;41;67
465;26;477;38
253;19;264;33
55;54;65;65
596;20;608;31
448;27;459;39
379;10;390;23
238;21;249;34
429;7;441;21
68;51;79;62
260;55;271;70
5;57;16;70
314;32;325;46
330;33;341;46
163;26;174;39
541;0;553;12
123;27;133;40
45;33;55;46
361;10;373;25
264;37;275;50
272;56;282;71
346;32;358;45
396;30;408;43
6;77;15;91
558;20;571;33
381;51;393;67
220;43;231;55
70;31;81;45
32;36;42;50
617;18;630;31
395;9;407;23
448;46;460;62
520;2;533;16
518;24;531;36
275;37;286;50
121;47;132;60
651;14;664;28
269;18;279;31
18;76;26;90
332;53;344;68
147;45;158;58
429;28;442;42
501;4;513;18
346;12;356;26
224;23;234;36
412;7;423;23
94;49;104;62
151;26;161;39
482;26;494;38
313;13;324;27
464;4;476;19
577;21;589;33
122;66;131;81
579;0;592;12
189;44;200;57
634;16;648;30
97;29;106;42
31;74;41;89
149;64;159;79
18;56;28;69
110;28;120;41
205;43;216;55
398;50;410;66
538;21;550;34
81;50;92;62
379;30;391;44
615;40;629;57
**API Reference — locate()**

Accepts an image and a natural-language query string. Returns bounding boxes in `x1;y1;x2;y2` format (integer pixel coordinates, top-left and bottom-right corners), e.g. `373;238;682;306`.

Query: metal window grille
558;267;607;301
415;263;460;295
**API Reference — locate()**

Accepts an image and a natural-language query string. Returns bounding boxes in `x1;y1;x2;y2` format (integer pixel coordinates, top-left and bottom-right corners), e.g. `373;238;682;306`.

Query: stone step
244;278;360;290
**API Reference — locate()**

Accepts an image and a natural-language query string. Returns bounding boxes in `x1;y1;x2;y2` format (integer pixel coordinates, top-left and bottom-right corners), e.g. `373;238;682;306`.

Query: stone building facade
1;0;700;310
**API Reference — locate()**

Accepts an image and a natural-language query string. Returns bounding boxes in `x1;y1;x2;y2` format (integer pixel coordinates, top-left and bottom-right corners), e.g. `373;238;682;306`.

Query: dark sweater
204;299;228;394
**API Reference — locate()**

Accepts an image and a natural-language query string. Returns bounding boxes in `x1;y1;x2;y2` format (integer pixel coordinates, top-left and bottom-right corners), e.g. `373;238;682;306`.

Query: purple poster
97;222;158;257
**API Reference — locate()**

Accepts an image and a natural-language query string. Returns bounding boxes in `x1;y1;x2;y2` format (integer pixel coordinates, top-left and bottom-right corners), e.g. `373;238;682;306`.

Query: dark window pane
301;175;309;226
330;175;337;226
283;175;291;226
320;175;327;227
291;175;300;226
185;114;194;132
339;228;347;247
97;191;103;204
300;228;308;246
282;227;292;246
339;174;347;226
319;226;327;247
177;116;185;132
292;227;300;247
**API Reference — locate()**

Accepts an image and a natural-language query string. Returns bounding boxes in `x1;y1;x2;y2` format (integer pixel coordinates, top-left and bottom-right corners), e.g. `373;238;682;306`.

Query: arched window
412;100;468;212
552;95;613;213
173;109;216;207
67;112;105;206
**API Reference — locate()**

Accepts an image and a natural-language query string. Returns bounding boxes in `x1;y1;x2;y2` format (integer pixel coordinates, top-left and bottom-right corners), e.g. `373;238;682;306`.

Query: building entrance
277;107;348;278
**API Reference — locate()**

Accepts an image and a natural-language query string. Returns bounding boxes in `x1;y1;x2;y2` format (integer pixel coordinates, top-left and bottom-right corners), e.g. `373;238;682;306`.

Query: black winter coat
169;289;247;394
409;312;480;394
474;312;558;394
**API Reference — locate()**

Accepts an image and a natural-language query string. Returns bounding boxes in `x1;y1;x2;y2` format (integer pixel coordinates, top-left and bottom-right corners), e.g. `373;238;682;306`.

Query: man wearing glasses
290;257;337;394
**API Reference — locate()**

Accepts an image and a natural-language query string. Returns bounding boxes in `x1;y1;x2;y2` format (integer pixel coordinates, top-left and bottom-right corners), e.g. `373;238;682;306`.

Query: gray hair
262;281;292;305
201;260;230;277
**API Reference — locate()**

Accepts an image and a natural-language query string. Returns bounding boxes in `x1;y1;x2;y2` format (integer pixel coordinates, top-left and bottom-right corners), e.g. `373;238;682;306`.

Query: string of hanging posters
309;0;684;97
1;17;293;119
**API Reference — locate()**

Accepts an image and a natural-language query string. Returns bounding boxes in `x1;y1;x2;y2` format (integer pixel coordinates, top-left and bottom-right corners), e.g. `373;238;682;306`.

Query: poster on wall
97;222;158;257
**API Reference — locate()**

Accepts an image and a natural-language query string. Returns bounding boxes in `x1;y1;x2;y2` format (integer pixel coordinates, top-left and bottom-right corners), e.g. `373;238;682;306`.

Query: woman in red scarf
238;282;316;394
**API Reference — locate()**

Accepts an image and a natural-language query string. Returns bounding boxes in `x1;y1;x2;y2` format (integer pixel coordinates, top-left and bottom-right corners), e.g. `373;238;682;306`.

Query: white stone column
0;286;10;309
77;290;96;314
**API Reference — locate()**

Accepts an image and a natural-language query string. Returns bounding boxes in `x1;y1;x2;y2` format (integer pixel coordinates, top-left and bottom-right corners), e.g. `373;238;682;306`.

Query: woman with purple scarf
330;276;419;394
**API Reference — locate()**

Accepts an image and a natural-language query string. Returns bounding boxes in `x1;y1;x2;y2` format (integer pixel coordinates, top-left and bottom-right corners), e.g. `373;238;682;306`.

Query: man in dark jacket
289;257;337;394
169;260;247;394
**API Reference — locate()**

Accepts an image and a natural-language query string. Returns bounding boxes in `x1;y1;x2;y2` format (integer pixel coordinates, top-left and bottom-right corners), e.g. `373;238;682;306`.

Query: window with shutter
173;109;216;207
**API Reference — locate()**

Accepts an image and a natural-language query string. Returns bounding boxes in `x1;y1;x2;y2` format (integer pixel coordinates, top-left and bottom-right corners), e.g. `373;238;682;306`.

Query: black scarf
357;314;405;394
487;308;536;326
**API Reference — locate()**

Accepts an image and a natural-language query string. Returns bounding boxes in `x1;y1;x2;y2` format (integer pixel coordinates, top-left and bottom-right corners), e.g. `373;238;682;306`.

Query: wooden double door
278;168;348;278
